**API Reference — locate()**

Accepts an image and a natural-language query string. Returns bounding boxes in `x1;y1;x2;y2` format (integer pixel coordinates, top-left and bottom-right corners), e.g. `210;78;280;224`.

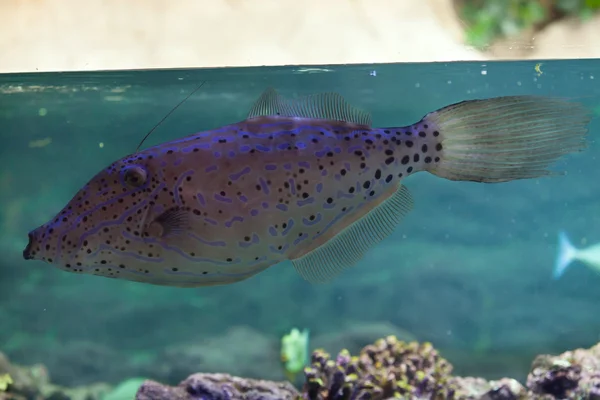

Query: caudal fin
554;231;578;279
422;96;591;183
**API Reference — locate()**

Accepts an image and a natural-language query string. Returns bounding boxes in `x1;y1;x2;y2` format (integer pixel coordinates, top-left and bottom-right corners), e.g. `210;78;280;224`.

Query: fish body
23;88;592;287
554;231;600;279
281;327;310;381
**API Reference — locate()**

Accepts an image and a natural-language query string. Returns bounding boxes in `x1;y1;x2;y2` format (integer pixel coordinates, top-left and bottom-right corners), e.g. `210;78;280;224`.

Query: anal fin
291;185;414;284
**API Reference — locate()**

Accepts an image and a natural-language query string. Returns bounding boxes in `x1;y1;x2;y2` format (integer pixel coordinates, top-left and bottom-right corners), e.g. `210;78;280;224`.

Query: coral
302;335;454;400
135;373;300;400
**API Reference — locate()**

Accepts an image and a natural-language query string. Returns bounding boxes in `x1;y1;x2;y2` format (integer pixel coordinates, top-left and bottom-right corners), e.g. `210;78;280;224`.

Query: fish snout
23;232;34;260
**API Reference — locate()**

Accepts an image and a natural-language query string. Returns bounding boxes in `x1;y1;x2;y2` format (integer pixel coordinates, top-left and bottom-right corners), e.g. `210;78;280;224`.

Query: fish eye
122;165;148;188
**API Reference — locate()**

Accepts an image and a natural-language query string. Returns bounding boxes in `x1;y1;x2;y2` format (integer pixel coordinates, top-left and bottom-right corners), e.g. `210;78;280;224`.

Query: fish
280;327;310;382
553;231;600;279
22;88;592;288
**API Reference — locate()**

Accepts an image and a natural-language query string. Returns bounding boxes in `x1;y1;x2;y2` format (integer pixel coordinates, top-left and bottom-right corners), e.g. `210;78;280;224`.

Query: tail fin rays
554;231;578;279
423;96;591;183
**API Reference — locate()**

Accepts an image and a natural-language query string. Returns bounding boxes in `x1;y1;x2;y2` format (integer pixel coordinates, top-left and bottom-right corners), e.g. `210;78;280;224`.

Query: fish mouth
23;232;34;260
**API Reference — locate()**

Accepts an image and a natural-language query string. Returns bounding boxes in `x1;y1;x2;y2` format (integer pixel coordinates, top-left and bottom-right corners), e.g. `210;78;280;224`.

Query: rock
450;341;600;399
526;341;600;399
450;376;527;399
135;373;300;400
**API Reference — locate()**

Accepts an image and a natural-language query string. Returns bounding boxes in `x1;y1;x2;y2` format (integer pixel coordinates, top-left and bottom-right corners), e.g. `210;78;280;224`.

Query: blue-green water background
1;59;599;387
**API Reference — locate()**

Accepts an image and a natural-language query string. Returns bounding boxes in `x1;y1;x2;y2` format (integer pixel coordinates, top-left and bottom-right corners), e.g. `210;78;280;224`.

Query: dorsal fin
247;87;372;127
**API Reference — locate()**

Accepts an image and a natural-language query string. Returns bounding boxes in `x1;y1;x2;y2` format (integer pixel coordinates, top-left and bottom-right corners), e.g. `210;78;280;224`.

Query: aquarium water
0;59;599;390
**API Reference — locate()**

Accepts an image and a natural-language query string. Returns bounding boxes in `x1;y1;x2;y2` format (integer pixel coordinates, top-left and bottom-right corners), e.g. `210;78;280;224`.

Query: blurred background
1;1;600;400
1;0;599;73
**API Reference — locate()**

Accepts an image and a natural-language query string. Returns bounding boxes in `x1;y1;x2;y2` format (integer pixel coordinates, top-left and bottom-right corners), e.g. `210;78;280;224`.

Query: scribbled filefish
23;88;592;287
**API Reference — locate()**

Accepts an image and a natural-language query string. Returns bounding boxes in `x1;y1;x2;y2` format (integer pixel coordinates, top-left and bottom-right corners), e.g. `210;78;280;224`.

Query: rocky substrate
135;336;600;400
4;335;600;399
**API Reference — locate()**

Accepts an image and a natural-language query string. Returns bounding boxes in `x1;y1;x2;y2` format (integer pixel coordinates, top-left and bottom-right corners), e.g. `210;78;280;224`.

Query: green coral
458;0;600;49
302;335;455;400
